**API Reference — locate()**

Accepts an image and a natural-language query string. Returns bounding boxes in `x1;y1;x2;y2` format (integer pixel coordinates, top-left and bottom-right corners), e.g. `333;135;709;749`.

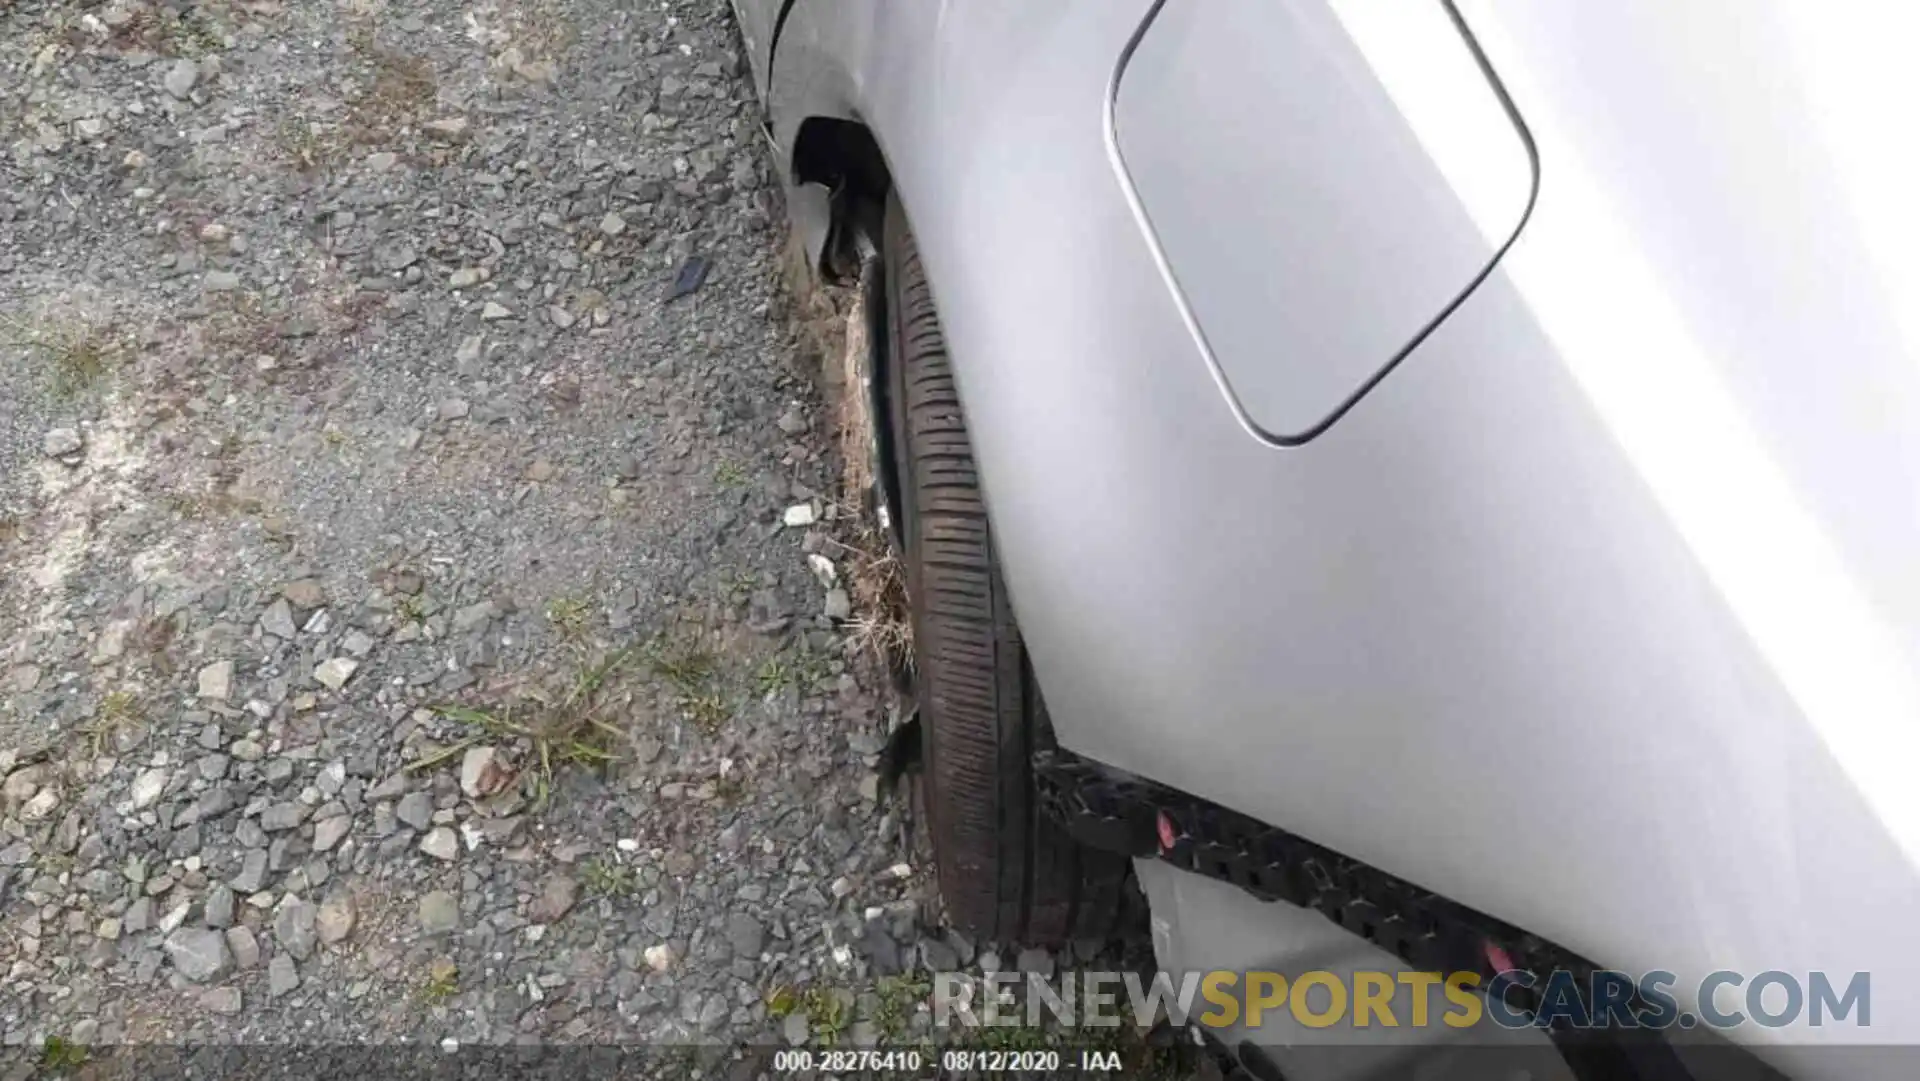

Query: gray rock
168;826;203;862
824;588;852;621
377;240;418;269
205;270;241;292
269;953;300;997
862;922;902;975
226;925;261;969
313;657;358;690
163;57;199;98
261;599;297;640
529;873;578;924
123;896;155;934
204;986;243;1015
2;766;43;804
233;817;266;848
419;827;458;861
316;760;346;796
395;792;434;830
192;786;237;825
204;884;235;928
231;850;269;893
80;867;119;895
197;660;234;701
460;745;508;798
919;936;959;972
418;890;460;935
260;802;309;832
42;428;83;458
164;927;232;982
129;767;170;810
312;813;350;853
451;600;495;631
274;898;318;961
454;334;485;373
281;579;327;608
316;894;355;945
1015;946;1054;977
725;913;765;958
698;994;729;1031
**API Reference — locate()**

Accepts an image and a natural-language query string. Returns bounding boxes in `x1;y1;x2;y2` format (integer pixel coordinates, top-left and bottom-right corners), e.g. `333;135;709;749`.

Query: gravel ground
0;0;1139;1071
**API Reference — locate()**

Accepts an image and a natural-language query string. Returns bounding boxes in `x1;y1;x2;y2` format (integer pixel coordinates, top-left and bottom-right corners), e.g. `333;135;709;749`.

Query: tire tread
884;193;1131;945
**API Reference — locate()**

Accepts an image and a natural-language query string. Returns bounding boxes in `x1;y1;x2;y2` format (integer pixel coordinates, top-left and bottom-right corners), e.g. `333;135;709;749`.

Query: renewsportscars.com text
933;969;1871;1032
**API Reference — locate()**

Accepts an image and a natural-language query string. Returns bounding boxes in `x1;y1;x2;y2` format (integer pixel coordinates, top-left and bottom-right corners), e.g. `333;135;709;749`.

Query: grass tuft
803;985;854;1045
766;985;799;1017
645;635;736;734
755;649;831;697
419;958;459;1004
754;657;795;697
395;594;428;624
873;974;932;1038
414;648;635;811
1;312;127;399
79;690;146;756
273;116;342;174
580;856;638;898
647;639;715;690
39;1035;88;1074
679;691;730;734
543;595;592;639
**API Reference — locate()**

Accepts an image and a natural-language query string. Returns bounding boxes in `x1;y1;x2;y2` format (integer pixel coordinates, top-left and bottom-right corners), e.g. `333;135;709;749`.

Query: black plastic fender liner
1033;747;1781;1081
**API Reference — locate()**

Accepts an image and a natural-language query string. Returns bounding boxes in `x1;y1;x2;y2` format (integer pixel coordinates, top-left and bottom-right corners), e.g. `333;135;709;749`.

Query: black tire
881;192;1133;946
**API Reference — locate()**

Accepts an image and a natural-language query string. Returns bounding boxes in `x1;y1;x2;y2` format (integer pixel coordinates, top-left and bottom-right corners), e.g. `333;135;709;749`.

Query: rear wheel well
791;116;890;274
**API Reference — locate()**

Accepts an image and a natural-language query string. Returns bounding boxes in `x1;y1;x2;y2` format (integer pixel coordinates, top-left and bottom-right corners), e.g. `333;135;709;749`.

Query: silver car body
734;1;1920;1075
